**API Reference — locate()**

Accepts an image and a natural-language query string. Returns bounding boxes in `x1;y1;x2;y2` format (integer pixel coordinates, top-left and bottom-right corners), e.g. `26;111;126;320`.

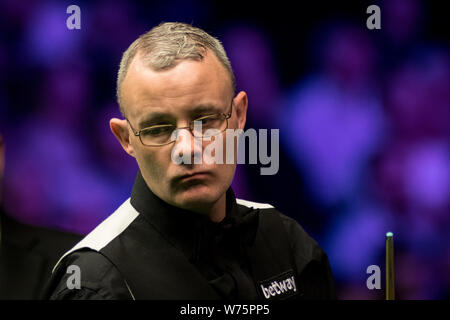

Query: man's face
114;51;247;214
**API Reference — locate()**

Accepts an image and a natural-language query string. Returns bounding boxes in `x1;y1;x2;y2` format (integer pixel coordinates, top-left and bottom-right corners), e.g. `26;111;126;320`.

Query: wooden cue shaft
386;232;395;300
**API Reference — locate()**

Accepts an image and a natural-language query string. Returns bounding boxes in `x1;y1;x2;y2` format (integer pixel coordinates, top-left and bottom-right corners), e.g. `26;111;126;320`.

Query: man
43;22;336;300
0;134;82;299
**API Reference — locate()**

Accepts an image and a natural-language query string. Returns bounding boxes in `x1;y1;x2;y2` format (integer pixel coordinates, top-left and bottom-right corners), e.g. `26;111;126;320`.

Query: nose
171;128;203;165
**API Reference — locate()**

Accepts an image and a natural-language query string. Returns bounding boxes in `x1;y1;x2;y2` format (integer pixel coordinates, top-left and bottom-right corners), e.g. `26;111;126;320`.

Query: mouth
175;171;211;183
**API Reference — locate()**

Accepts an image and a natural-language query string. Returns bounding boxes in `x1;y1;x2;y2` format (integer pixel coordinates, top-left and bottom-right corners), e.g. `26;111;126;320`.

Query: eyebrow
190;104;222;116
137;104;222;128
138;113;173;129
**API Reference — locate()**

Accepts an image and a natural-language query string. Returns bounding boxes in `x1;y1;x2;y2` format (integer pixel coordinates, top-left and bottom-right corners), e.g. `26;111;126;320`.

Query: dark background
0;0;448;299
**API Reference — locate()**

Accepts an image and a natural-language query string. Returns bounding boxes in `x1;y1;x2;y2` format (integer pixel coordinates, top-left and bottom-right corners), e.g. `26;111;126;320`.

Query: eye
200;117;212;124
196;115;220;125
144;125;173;136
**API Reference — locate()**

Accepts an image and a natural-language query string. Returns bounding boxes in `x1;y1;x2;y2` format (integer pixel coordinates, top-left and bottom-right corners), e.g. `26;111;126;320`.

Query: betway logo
259;272;297;299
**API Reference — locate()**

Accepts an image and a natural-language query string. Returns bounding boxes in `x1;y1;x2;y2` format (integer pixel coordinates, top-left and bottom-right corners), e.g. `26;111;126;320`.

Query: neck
204;192;227;223
187;190;227;223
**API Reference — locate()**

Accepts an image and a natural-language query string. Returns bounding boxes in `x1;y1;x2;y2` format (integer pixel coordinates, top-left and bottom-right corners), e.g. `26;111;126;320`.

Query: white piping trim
236;198;274;209
124;279;136;300
52;198;139;273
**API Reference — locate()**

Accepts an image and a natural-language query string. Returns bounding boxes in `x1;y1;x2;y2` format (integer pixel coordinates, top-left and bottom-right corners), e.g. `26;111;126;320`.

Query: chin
175;184;221;211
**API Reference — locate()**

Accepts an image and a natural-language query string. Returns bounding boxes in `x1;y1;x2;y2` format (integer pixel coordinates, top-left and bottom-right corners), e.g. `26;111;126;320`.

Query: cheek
218;164;236;191
212;136;236;186
135;148;171;184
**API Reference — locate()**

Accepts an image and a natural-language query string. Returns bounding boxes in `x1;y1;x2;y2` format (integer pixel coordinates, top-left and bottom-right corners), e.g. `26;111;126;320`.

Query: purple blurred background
0;0;448;299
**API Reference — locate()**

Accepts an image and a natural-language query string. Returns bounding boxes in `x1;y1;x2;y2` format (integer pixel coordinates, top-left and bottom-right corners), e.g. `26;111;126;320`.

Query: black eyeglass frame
126;100;234;147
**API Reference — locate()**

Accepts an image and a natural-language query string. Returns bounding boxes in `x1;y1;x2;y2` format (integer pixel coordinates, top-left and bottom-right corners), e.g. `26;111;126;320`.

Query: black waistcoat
96;171;298;299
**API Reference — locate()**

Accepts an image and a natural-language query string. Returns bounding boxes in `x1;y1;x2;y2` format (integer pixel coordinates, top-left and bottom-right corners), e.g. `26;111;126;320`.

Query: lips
176;171;210;182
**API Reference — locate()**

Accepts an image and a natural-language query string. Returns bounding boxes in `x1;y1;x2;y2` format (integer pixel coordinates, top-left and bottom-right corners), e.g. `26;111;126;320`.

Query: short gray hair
116;22;236;116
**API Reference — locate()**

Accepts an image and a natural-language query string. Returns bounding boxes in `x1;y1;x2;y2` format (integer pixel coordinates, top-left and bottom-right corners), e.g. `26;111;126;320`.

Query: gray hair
116;22;236;116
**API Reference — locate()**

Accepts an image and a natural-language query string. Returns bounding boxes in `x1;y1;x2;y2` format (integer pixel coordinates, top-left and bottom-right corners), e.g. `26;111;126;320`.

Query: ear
233;91;248;130
110;118;136;158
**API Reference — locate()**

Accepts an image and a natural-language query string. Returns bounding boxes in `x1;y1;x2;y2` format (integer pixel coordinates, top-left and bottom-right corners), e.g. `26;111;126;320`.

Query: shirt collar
129;170;248;261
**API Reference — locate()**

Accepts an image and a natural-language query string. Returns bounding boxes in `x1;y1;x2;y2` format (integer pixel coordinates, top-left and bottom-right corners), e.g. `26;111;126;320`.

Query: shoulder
43;198;139;300
236;197;324;261
44;249;133;300
52;197;138;272
236;197;308;237
236;198;336;299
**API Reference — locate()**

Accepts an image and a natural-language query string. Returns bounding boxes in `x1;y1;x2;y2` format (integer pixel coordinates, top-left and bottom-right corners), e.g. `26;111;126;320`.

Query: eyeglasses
126;100;233;147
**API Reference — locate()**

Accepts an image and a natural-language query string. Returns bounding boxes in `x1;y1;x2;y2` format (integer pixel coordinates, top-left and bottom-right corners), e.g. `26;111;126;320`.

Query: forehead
121;50;232;119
